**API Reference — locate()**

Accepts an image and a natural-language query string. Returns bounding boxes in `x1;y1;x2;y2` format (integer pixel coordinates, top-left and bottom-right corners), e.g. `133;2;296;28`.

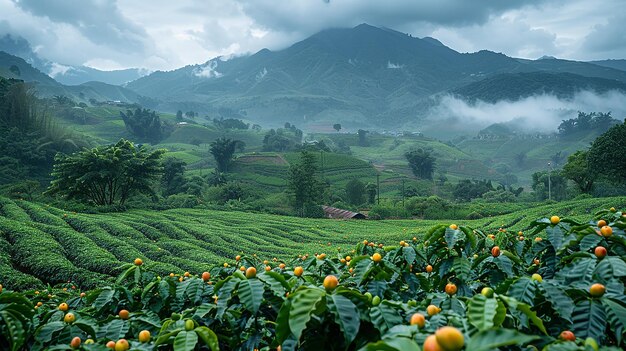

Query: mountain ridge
125;24;626;128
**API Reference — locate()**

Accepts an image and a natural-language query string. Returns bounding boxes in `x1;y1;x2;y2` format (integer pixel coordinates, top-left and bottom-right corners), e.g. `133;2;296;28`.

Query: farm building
322;206;367;219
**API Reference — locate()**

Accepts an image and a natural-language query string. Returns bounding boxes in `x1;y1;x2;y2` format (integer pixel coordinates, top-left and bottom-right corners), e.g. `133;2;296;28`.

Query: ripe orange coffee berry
445;283;457;295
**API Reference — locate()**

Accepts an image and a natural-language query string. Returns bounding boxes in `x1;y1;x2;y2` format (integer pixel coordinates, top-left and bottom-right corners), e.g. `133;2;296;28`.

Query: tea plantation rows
0;196;625;291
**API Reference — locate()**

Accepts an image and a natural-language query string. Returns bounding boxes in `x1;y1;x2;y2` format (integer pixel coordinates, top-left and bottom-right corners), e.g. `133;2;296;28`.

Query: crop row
1;196;625;291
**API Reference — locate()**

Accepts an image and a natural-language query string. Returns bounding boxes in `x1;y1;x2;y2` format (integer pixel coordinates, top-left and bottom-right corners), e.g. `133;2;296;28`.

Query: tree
365;183;377;204
209;138;240;173
357;129;368;146
287;151;323;217
46;139;165;206
120;108;164;143
345;179;365;206
562;150;595;193
405;148;436;180
588;120;626;184
550;151;566;167
453;179;494;201
176;110;183;121
161;157;187;196
0;78;85;184
333;123;342;132
531;170;568;201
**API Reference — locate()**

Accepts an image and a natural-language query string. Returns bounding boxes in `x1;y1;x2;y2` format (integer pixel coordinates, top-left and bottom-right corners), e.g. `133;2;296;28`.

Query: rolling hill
0;196;623;289
125;24;626;129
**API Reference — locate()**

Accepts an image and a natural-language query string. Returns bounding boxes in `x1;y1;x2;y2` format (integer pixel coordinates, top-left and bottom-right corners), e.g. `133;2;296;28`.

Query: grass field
1;196;624;291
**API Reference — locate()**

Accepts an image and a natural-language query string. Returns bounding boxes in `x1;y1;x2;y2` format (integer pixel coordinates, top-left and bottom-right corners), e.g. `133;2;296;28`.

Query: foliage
46;139;165;206
345;179;366;206
405;148;436;180
287;151;323;217
357;129;369;146
558;111;618;136
0;79;86;184
453;179;495;202
2;208;626;350
213;118;249;130
562;151;596;194
209;138;241;173
532;170;569;201
208;181;258;204
365;183;377;204
120;107;168;143
405;196;450;218
588;120;626;185
481;189;517;203
333;123;342;132
262;125;303;152
161;158;187;197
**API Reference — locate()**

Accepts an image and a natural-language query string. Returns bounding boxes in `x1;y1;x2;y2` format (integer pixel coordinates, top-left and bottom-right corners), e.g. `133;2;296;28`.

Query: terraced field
0;196;625;291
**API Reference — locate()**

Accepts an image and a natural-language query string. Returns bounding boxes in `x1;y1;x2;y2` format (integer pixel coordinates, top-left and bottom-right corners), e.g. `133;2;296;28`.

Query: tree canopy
405;148;436;180
287;151;323;217
46;139;165;206
345;179;365;206
120;108;167;143
562;150;595;193
210;138;242;173
587;120;626;184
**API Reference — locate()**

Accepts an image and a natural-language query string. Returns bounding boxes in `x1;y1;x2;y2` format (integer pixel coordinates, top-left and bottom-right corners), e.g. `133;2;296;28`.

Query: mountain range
1;24;625;129
0;51;145;105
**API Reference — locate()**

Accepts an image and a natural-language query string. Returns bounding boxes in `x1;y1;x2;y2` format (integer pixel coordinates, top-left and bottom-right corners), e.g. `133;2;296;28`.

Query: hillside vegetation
1;196;625;290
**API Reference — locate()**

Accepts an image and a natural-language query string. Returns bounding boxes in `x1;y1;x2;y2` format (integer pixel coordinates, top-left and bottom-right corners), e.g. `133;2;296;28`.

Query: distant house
322;206;367;220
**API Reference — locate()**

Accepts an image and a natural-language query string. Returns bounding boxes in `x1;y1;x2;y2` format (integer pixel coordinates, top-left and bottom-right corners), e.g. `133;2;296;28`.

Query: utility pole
548;162;552;201
320;150;324;180
401;179;405;207
376;174;380;205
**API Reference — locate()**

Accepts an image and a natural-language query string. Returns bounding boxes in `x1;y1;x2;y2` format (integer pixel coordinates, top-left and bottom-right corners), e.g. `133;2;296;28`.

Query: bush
369;203;410;219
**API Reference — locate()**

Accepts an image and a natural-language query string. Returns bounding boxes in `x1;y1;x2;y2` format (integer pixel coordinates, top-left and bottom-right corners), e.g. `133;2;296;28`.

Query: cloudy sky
0;0;624;71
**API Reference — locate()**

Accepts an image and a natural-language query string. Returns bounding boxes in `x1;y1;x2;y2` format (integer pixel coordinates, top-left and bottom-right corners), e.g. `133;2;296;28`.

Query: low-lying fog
420;90;626;138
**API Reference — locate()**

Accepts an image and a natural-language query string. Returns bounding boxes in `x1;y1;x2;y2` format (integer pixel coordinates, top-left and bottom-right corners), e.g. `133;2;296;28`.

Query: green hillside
452;72;626;103
0;196;624;290
310;130;599;188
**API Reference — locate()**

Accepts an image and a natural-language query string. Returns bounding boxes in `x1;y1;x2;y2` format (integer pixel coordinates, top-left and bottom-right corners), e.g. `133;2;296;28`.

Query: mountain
589;59;626;72
452;72;626;102
49;65;146;86
0;34;146;85
0;51;143;104
126;24;626;129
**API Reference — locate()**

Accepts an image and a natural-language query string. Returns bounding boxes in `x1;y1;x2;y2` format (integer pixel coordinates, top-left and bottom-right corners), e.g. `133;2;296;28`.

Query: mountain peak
353;23;376;30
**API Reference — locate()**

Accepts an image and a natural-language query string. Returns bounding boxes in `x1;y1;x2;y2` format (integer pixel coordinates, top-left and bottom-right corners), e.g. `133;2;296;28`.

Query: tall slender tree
209;137;240;172
287;151;323;217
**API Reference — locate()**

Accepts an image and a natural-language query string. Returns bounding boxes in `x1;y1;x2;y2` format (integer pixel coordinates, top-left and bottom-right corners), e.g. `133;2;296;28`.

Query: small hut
322;206;367;219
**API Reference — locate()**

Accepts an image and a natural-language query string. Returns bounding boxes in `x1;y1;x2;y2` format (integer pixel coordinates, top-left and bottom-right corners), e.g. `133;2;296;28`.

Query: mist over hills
125;24;626;129
1;24;625;131
0;34;146;86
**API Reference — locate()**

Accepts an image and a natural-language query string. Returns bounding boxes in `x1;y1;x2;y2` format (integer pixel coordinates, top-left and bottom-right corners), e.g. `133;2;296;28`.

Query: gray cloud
11;0;148;53
237;0;547;33
582;13;626;59
0;0;623;70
